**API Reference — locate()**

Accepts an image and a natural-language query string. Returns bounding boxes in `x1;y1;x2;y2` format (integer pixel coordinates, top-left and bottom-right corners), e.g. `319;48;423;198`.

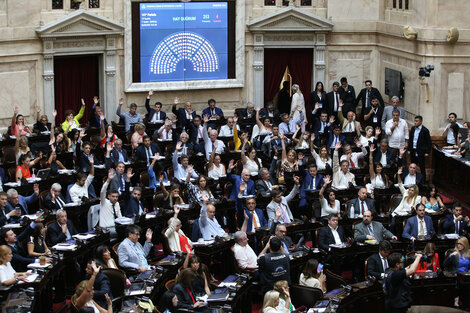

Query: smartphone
317;263;323;273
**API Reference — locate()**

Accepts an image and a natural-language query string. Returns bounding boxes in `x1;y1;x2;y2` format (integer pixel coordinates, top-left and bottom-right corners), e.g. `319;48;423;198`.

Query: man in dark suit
363;96;383;131
269;222;294;252
339;77;356;114
89;97;107;129
327;125;346;151
85;260;113;308
347;187;376;218
135;135;161;164
2;224;40;272
0;191;21;227
239;102;257;119
318;214;346;251
6;185;39;221
402;203;435;241
397;152;424;188
202;98;224;120
172;100;197;129
109;139;129;164
259;102;281;124
373;139;395;166
227;164;256;201
123;173;145;218
256;168;278;196
76;140;101;172
354;210;397;242
443;203;470;236
407;115;431;181
355;80;384;118
236;197;267;233
145;90;167;123
326;82;343;119
48;209;78;246
299;164;323;210
367;240;392;280
44;183;67;213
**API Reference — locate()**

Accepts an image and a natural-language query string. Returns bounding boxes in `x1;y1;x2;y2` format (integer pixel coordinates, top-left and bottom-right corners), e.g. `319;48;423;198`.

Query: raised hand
323;175;332;185
335;141;342;151
174;206;181;215
146;228;153;241
297;105;302;112
126;167;134;179
88;154;94;164
354;138;362;147
310;133;315;142
293;175;300;185
106;142;113;154
51;144;56;153
399;146;406;156
228;159;235;171
33;183;39;195
203;114;209;124
93;96;99;105
35;105;41;113
233;115;238;124
52;110;57;118
298;151;304;161
275;207;283;219
397;167;403;175
91;260;101;275
108;168;116;180
99;113;105;121
339;99;344;107
79;128;86;138
295;124;300;131
369;144;376;153
329;115;335;124
174;97;179;105
14;106;18;115
315;103;320;110
176;141;183;151
188;165;194;174
214;140;219;149
81;98;85;106
148;90;154;97
375;127;381;136
239;182;246;194
119;98;124;106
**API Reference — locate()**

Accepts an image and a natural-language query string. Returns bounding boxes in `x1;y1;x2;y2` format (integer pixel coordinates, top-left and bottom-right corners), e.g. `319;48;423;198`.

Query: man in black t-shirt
384;252;422;313
258;237;291;293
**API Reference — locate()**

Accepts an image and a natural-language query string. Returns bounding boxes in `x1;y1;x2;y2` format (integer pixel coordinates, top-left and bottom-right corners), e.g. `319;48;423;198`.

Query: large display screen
139;2;228;82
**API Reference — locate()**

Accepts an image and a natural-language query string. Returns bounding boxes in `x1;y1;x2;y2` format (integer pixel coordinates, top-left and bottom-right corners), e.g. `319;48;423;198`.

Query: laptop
36;168;51;179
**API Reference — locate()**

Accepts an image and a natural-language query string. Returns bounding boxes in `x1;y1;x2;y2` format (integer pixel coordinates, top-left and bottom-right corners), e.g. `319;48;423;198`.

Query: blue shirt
278;113;304;135
116;106;143;132
412;125;422;150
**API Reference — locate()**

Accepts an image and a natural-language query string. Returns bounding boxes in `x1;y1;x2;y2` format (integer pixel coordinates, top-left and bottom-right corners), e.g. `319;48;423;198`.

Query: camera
419;65;434;78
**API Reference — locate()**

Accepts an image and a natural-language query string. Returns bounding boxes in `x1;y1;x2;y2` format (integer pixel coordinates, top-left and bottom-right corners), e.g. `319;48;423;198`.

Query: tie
368;225;373;235
361;201;365;215
350;159;355;168
156;112;159;121
281;204;290;223
120;176;125;191
212;142;215;152
252;212;259;229
456;220;459;235
419;220;424;236
230;128;233;135
146;147;152;162
335;93;339;111
366;90;370;108
321;122;325;133
310;177;315;190
334;137;337;147
112;203;117;220
166;131;169;140
382;257;388;271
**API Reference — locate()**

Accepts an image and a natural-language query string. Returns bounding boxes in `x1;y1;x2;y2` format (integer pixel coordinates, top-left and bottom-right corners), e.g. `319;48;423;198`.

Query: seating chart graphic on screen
140;2;228;82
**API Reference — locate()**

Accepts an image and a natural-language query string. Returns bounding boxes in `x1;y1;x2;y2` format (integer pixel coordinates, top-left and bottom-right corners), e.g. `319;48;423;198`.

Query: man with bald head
202;114;225;159
354;210;396;242
172;98;197;129
347;187;376;218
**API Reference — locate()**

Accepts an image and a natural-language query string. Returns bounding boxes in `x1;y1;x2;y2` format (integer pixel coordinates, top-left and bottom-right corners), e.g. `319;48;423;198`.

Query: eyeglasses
41;119;48;122
278;230;287;233
132;232;141;236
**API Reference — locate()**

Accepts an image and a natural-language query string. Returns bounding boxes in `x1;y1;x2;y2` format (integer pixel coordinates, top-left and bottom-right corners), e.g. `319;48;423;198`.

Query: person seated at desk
391;168;421;217
236;196;267;233
340;142;367;169
258;237;291;294
88;97;107;129
454;130;470;160
177;132;194;156
367;240;392;280
182;254;211;296
269;223;294;253
131;123;147;150
299;259;326;292
199;202;226;241
207;146;226;183
15;153;42;182
256;167;278;197
0;245;32;291
348;187;376;219
262;290;285;313
160;179;185;210
227;160;256;200
354;210;396;243
416;242;440;273
109;139;128;164
373;139;395;167
233;228;259;272
99;170;122;236
299;164;323;210
185;169;214;206
317;214;346;252
104;148;127;194
95;245;118;269
359;126;380;147
185;115;205;152
69;160;95;203
145;90;167;123
273;280;295;312
397;151;424;188
278;134;300;184
332;142;356;189
367;145;389;194
173;142;198;182
240;101;257;119
311;145;332;171
71;262;112;313
135;135;161;164
6;184;39;221
164;207;192;253
319;176;340;218
26;222;51;257
34;106;52;133
84;259;113;308
46;147;66;176
421;185;444;214
77;141;101;173
259;102;281;123
202;114;225;159
0;192;21;227
338;103;362;135
444;237;470;274
99;121;117;150
327;124;346;152
61;99;85;132
241;140;263;176
173;268;206;311
402;203;435;241
266;176;300;225
202;98;224;123
219;116;239;137
122;169;144;218
278;108;304;135
154;118;176;141
118;225;153;272
48;209;78;246
443;202;470;236
117;99;143;132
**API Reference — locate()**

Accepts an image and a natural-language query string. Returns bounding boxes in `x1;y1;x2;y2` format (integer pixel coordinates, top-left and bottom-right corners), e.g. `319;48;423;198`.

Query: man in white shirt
199;203;226;240
99;170;122;237
381;96;405;130
233;231;258;272
442;112;464;145
340;142;367;169
332;143;356;189
219;117;239;137
385;110;408;154
69;156;95;203
202;115;225;160
173;142;198;182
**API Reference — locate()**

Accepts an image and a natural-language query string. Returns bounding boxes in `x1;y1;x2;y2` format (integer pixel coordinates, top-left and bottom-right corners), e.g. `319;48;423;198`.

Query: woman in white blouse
299;259;326;292
310;141;332;171
359;126;380;147
262;290;285;313
164;207;193;253
319;176;340;218
391;167;421;217
207;142;226;180
241;139;262;176
0;245;31;290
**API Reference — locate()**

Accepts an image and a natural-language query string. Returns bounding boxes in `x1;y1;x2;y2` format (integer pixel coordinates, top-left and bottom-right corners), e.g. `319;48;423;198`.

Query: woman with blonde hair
273;280;294;312
15;135;31;164
444;237;470;274
0;245;31;290
391;167;421;217
262;290;283;313
131;123;146;149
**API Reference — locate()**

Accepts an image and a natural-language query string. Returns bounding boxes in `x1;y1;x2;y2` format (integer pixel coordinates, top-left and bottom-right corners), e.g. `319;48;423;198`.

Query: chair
364;257;369;281
290;284;323;308
437;216;447;235
153;192;165;209
44;220;55;247
2;146;16;167
140;171;149;188
389;194;403;213
165;279;176;291
39;190;49;209
352;220;361;232
229;245;250;274
314;227;323;249
101;268;126;311
324;269;346;292
191;219;202;242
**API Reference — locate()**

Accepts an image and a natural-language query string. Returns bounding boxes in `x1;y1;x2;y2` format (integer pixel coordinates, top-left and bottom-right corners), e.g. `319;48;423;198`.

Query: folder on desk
207;290;229;302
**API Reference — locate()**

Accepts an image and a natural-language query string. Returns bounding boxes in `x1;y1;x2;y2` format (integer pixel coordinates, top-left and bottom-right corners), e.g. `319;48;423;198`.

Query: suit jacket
381;106;405;130
44;193;67;213
117;238;153;270
310;91;328;114
123;181;144;217
255;178;276;196
327;132;346;149
443;214;470;236
356;87;384;114
10;225;34;272
227;171;255;202
135;143;161;163
259;108;281;123
202;107;224;119
326;91;343;116
363;105;384;129
48;220;78;246
145;97;167;122
89;272;113;308
34;121;52;133
110;148;129;165
338;85;356;112
408;126;431;156
76;141;101;172
397;167;424;188
239;108;257;119
373;149;395;166
185;121;202;145
172;106;197;129
317;225;346;251
266;185;300;225
240;207;268;233
311;118;330;134
347;198;376;218
354;220;394;242
338;110;362;132
173;283;196;310
402;215;435;240
6;193;38;218
367;252;387;279
299;172;323;208
89;106;108;129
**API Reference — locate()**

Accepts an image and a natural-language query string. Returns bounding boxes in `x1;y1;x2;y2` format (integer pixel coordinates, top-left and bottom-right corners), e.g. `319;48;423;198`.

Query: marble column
314;33;326;84
253;34;264;108
43;53;55;118
105;36;117;123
